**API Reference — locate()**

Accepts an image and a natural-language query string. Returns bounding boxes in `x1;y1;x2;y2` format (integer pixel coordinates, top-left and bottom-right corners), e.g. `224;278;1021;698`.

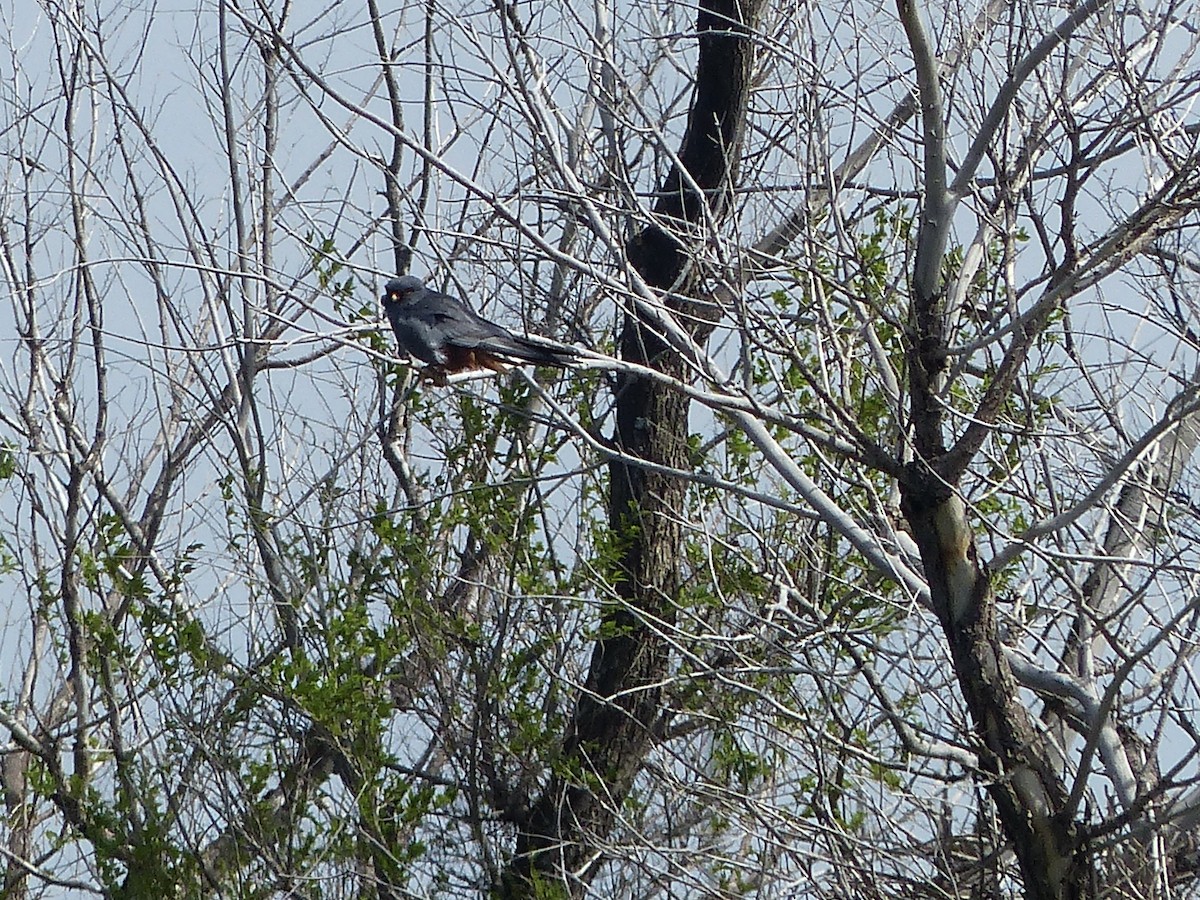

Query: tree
3;0;1200;898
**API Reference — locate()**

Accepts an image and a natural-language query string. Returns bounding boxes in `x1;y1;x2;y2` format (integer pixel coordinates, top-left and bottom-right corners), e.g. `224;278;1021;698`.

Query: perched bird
382;274;577;384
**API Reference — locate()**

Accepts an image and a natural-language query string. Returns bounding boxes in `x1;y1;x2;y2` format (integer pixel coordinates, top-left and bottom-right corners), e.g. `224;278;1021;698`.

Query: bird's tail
490;336;579;368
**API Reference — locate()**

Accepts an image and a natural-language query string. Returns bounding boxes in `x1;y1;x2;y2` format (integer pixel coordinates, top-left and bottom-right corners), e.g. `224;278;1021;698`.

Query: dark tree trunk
497;1;763;896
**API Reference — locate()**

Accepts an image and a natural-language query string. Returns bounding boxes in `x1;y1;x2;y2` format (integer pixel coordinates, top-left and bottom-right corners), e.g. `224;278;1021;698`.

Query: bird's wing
387;290;512;364
419;293;517;343
390;286;577;368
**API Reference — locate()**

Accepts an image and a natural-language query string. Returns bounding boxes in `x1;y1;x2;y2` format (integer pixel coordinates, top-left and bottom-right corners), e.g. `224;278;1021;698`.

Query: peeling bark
902;465;1086;898
2;749;30;900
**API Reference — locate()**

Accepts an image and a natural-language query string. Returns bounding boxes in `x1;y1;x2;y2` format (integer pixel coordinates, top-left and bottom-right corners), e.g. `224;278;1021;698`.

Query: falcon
381;275;577;384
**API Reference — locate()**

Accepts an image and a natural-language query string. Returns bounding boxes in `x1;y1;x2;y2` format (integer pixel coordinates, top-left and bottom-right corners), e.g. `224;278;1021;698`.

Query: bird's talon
421;366;449;387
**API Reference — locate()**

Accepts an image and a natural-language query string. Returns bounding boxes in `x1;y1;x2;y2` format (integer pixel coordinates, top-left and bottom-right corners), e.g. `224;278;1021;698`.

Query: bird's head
382;274;426;307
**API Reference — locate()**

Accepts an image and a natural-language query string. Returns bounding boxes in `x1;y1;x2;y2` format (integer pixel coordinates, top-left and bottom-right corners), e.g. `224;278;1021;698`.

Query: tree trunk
497;1;763;895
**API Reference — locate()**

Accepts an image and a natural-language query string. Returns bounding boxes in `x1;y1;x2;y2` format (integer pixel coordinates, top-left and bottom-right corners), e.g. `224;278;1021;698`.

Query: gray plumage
382;275;576;379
